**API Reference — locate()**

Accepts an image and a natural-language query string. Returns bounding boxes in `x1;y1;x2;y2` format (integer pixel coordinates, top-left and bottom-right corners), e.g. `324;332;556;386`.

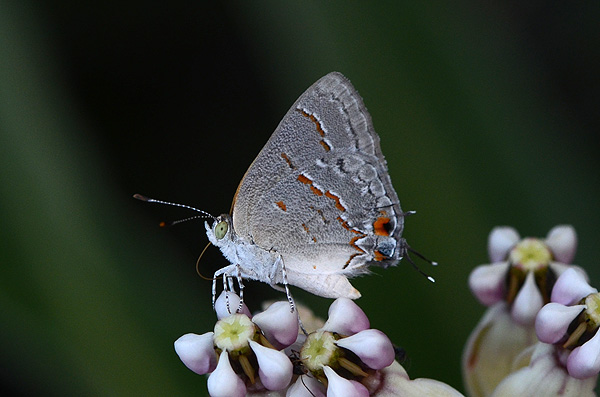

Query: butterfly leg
226;274;235;292
212;265;236;311
274;255;295;312
235;263;245;313
223;273;233;313
211;271;218;309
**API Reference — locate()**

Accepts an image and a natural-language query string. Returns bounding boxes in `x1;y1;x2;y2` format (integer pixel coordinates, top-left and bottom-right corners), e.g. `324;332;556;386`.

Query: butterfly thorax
205;214;282;284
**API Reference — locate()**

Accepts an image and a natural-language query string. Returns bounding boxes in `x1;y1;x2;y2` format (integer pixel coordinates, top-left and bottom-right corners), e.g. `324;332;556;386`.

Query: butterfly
137;72;431;309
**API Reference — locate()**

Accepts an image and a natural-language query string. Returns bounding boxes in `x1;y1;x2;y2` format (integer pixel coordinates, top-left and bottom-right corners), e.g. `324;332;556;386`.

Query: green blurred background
1;1;598;395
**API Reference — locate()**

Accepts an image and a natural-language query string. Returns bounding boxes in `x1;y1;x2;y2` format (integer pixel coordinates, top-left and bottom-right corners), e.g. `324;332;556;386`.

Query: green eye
214;220;228;240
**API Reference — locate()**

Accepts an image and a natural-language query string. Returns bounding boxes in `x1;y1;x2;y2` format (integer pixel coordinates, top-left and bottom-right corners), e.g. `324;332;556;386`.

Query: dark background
1;1;598;395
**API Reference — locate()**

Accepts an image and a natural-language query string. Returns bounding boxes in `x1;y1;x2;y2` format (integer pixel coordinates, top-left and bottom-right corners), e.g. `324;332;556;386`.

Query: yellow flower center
509;238;552;271
300;331;339;373
213;313;257;353
585;293;600;330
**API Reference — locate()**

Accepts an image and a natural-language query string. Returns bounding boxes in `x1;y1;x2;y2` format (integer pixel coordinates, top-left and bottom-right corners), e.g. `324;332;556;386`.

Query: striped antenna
133;194;216;221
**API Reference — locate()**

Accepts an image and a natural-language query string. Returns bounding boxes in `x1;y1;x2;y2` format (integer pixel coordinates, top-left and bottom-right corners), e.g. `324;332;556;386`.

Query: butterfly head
205;214;234;247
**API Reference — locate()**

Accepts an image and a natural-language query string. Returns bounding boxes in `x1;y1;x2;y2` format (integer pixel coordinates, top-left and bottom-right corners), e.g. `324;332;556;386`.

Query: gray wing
232;72;404;272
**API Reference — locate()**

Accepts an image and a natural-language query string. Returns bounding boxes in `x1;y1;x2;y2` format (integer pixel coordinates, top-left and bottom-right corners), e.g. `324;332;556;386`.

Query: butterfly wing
231;72;404;285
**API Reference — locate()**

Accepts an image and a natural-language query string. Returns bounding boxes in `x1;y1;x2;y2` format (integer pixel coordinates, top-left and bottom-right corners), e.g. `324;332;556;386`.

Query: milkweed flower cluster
173;224;599;396
174;291;297;396
468;225;580;325
487;268;600;396
175;292;463;396
536;268;600;379
464;225;598;397
290;298;395;396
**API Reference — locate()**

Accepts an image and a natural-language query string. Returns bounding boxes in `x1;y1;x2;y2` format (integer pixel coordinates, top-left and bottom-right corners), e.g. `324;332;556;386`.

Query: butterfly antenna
401;243;436;283
160;215;213;228
407;246;438;267
196;242;216;281
134;194;216;219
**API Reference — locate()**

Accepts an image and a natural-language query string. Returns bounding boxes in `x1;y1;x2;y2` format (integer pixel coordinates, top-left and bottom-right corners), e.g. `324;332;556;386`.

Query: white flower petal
488;227;520;262
173;332;217;375
491;343;596;397
249;340;293;390
567;329;600;379
323;366;369;397
207;351;246;397
321;298;369;335
252;301;299;349
551;268;597;305
468;262;509;306
545;225;577;264
285;376;326;397
215;291;251;320
462;303;537;397
535;303;586;344
548;263;589;282
370;361;464;396
511;271;544;326
335;329;394;370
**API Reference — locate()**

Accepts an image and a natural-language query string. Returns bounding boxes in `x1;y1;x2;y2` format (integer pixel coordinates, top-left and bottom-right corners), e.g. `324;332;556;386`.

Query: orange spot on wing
345;235;367;267
280;152;296;169
297;174;325;198
297;174;312;184
373;217;392;236
325;191;346;211
276;201;287;211
349;235;365;253
336;216;363;235
297;109;326;137
345;252;361;267
310;185;324;196
319;140;331;151
301;223;317;242
374;250;386;261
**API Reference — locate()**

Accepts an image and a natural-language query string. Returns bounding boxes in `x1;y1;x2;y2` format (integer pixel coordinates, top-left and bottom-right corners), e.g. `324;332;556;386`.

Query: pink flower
323;365;369;396
174;291;296;393
469;225;583;326
207;351;247;397
296;298;397;395
214;290;251;319
249;340;293;390
252;301;299;350
490;343;596;396
321;297;370;335
535;268;600;379
335;329;395;370
174;332;217;375
464;225;586;395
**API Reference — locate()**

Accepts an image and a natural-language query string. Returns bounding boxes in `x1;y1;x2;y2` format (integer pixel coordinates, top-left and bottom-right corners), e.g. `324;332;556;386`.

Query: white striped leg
235;264;245;313
277;256;295;312
223;274;232;314
211;271;218;309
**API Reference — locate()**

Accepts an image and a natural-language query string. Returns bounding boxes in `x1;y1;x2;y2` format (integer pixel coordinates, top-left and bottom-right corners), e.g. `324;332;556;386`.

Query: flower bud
322;365;369;397
215;290;251;320
321;298;370;335
174;332;217;375
207;350;247;397
335;329;395;370
249;340;293;390
252;301;299;349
